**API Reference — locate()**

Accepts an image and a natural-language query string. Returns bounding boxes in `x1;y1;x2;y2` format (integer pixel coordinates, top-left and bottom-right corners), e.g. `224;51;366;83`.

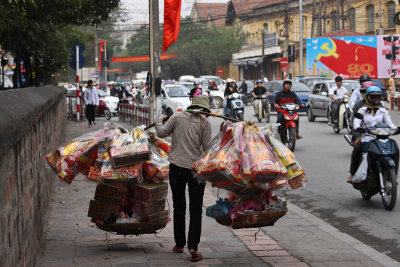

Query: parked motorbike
96;99;112;120
329;98;352;134
279;103;300;151
254;95;270;123
350;113;399;210
227;93;244;121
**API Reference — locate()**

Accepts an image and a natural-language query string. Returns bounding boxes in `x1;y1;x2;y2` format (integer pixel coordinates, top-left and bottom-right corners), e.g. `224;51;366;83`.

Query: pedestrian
84;80;99;127
388;71;396;103
155;95;212;263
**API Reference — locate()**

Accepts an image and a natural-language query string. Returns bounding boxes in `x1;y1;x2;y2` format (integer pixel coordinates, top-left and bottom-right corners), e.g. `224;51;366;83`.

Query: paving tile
253;250;290;257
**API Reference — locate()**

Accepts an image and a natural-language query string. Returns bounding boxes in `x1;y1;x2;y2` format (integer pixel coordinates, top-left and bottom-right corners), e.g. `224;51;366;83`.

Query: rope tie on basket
254;227;261;243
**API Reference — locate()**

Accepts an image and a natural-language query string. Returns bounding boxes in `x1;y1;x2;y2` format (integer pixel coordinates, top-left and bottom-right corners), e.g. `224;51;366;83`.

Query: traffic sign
281;66;289;72
217;68;223;78
280;57;289;67
91;73;100;79
69;42;86;69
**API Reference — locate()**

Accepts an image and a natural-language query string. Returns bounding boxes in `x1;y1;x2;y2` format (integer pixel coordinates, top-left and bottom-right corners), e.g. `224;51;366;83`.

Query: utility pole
299;0;304;77
284;0;289;79
149;0;161;124
95;26;99;82
104;42;107;84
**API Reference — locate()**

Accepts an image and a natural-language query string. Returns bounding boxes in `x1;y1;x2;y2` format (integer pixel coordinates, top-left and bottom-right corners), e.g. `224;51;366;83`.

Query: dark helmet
335;76;343;82
359;74;371;85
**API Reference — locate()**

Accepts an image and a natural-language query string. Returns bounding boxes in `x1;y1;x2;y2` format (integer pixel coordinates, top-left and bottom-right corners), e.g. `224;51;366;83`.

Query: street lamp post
299;0;304;77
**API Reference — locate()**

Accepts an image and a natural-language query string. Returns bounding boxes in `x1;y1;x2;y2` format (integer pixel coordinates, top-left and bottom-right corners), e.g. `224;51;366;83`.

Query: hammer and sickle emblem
316;38;339;60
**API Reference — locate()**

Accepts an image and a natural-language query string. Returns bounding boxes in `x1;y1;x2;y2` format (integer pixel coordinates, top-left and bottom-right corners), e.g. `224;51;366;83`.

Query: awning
233;57;263;67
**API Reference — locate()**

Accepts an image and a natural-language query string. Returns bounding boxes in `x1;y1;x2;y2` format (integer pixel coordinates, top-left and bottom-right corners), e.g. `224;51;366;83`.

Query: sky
121;0;228;23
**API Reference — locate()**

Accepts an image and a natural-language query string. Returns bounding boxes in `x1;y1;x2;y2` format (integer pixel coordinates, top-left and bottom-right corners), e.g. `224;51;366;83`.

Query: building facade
228;0;400;80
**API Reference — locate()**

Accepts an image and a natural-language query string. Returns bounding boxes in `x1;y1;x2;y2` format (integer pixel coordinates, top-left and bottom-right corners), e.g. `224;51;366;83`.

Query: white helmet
226;78;234;83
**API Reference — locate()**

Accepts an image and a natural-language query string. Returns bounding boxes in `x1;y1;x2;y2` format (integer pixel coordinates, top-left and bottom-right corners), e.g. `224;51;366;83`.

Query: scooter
330;98;352;134
96;99;111;120
227;93;244;121
254;95;270;123
279;103;300;151
351;113;399;210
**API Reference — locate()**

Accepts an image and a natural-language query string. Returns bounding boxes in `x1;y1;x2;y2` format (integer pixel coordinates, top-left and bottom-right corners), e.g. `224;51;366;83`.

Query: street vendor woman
155;95;212;262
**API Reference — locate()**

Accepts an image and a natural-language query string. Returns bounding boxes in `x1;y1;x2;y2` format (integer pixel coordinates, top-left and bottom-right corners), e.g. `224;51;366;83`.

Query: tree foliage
117;18;243;79
0;0;120;87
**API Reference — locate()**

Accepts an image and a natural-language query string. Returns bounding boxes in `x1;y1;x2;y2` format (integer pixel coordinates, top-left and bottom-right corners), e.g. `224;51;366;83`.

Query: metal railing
118;103;151;127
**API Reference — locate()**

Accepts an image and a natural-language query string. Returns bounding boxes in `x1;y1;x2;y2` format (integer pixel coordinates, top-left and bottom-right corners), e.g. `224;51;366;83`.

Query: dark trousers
169;163;206;251
330;101;341;123
277;112;299;134
350;142;369;175
86;104;96;125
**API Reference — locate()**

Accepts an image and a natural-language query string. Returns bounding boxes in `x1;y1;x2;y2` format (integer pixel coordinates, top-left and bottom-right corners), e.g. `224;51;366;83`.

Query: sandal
347;175;354;184
189;250;203;262
173;246;184;253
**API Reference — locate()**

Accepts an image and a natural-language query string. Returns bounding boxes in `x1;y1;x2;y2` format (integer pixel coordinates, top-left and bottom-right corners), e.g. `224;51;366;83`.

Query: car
179;82;195;90
179;75;195;82
161;84;192;116
263;81;312;112
199;75;222;88
306;79;359;121
299;76;332;89
98;90;119;115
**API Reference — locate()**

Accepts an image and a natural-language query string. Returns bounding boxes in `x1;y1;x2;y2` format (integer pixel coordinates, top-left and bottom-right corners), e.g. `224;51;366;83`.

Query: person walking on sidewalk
155;95;212;262
84;80;99;127
388;72;396;104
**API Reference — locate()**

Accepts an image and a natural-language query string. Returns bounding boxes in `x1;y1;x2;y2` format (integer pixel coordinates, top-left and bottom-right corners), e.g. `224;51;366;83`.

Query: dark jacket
239;82;248;94
274;90;302;112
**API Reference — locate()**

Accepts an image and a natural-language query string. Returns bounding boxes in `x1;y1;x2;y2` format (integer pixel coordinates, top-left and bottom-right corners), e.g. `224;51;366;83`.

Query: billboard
306;36;377;79
377;35;400;78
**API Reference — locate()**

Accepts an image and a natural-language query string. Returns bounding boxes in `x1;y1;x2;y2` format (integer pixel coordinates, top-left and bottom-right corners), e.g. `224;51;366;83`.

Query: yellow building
227;0;400;80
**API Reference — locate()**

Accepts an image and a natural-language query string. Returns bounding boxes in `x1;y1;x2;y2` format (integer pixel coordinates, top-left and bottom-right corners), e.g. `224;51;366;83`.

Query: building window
387;1;396;28
367;5;375;32
349;8;356;31
331;11;339;31
263;23;268;34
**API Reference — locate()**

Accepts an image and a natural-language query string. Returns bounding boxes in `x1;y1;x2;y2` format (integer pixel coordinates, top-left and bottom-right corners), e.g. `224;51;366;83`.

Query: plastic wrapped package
45;152;59;170
241;125;286;183
268;135;296;167
143;145;170;183
288;173;307;189
206;198;233;218
285;162;305;180
56;157;77;184
87;165;101;182
101;160;143;182
151;136;172;155
352;153;368;183
108;128;151;168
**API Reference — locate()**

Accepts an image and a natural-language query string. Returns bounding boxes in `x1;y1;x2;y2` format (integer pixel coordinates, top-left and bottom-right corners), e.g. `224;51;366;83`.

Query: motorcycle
351;113;399;210
96;99;112;120
254;95;270;123
279;103;300;151
329;98;352;134
227;93;244;121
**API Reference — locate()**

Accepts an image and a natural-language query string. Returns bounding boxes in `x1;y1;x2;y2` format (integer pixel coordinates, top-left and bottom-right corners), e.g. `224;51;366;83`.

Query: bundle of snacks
195;122;307;229
108;128;151;168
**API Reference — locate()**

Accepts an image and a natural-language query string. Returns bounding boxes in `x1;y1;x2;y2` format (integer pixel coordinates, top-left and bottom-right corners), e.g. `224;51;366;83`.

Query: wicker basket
96;222;167;235
215;208;288;229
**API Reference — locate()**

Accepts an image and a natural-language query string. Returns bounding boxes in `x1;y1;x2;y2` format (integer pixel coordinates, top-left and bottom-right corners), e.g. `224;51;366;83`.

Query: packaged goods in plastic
133;182;168;202
285;162;305;180
151;136;172;155
87;165;101;182
46;152;59;170
101;160;143;182
268;135;296;167
353;153;368;183
288;173;307;189
109;128;151;168
206;198;233;218
241;125;286;183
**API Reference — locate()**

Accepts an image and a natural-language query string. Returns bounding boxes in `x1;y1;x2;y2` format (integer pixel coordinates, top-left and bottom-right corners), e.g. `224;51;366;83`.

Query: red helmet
211;80;215;83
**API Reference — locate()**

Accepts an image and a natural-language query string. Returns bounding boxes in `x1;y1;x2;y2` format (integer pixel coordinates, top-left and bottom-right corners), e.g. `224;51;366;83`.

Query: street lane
207;106;400;261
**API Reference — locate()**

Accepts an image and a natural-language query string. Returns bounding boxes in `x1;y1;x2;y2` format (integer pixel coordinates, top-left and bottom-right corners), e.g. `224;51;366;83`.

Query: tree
0;0;120;87
117;18;244;79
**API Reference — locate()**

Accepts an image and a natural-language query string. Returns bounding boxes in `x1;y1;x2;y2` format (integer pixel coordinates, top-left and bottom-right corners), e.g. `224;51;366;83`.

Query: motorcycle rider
274;80;304;139
224;82;238;116
252;79;271;117
190;81;203;99
208;80;217;91
329;76;351;126
349;74;371;109
348;86;397;182
239;79;248;95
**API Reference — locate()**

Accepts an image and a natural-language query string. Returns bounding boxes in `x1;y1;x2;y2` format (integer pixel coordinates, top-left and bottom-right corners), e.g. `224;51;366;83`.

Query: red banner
111;53;178;63
163;0;182;52
107;68;129;73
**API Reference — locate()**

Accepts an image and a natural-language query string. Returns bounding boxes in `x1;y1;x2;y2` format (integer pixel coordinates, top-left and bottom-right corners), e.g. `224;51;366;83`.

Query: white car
98;90;119;115
161;85;192;116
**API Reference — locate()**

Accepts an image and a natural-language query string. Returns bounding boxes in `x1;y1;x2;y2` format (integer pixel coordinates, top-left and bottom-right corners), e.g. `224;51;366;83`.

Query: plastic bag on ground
352;153;368;183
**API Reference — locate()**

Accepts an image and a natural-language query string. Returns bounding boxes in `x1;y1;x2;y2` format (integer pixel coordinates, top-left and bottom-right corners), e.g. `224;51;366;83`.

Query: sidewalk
39;119;390;267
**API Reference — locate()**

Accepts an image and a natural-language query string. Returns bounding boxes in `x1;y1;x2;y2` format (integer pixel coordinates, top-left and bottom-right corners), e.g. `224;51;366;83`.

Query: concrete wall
0;86;66;267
